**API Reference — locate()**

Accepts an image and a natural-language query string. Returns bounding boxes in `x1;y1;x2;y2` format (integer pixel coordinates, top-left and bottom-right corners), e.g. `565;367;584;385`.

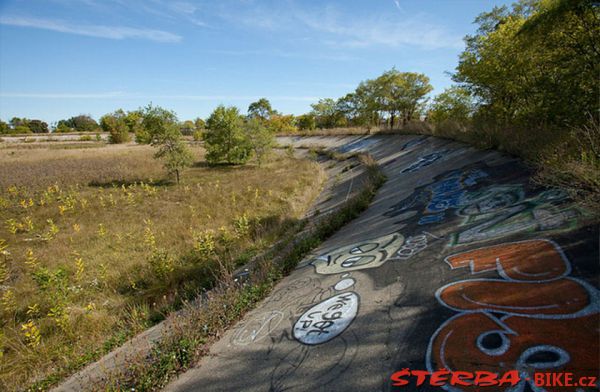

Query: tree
0;120;8;134
267;114;297;134
179;120;196;135
194;117;206;130
428;86;475;125
453;0;599;128
55;122;72;133
311;99;342;128
374;69;433;128
204;105;251;164
245;117;275;165
248;98;274;120
124;110;143;135
100;110;131;144
138;104;178;144
59;115;99;132
296;114;316;131
28;120;49;133
152;124;194;184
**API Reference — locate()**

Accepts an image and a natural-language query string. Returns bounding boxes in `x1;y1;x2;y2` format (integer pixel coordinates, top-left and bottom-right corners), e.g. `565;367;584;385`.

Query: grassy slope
0;143;324;390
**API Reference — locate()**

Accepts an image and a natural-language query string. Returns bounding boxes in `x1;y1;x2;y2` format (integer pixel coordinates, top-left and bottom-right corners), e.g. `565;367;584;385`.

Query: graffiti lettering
427;239;599;391
451;188;581;245
231;311;285;346
401;152;444;173
293;292;359;345
384;168;488;224
391;234;431;261
311;232;404;274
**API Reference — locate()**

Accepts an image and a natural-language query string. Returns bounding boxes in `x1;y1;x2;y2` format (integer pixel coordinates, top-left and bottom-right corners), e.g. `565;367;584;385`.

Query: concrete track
165;134;599;392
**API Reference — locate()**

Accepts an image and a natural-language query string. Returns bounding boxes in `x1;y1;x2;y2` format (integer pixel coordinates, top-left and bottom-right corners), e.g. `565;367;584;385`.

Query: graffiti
385;164;581;245
385;168;488;224
336;137;378;154
334;278;355;291
451;187;581;245
231;311;285;346
401;136;428;151
311;232;404;274
270;331;358;391
427;239;599;391
401;152;444;173
293;292;359;345
392;233;436;261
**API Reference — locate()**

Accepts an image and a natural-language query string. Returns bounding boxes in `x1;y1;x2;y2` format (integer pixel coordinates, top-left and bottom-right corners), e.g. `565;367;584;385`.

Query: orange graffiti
430;313;599;392
428;239;600;391
445;240;569;281
438;279;590;316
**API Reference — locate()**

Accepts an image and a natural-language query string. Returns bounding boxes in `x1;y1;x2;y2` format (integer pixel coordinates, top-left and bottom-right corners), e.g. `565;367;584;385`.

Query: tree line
2;0;596;176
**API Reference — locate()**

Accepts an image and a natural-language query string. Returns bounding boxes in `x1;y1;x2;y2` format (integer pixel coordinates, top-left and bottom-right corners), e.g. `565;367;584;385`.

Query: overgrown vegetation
429;0;599;206
0;144;324;390
95;153;385;391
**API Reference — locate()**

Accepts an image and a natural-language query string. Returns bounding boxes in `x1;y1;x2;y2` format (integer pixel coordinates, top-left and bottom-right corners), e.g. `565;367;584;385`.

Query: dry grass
0;143;324;390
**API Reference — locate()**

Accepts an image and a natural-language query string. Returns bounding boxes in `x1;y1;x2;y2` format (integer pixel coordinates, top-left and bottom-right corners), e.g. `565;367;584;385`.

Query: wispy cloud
393;0;405;13
0;15;181;43
292;6;462;50
0;91;126;99
206;48;359;62
222;2;462;50
0;91;319;101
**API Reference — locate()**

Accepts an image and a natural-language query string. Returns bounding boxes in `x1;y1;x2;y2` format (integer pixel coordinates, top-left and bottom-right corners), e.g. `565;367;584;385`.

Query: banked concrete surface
165;134;599;392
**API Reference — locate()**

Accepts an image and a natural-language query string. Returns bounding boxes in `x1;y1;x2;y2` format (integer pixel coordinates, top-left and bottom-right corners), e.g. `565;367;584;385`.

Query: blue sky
0;0;512;124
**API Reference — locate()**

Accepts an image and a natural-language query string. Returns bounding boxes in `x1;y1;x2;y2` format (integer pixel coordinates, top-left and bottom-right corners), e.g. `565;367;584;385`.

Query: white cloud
222;2;462;50
0;15;182;43
0;91;126;99
0;91;319;101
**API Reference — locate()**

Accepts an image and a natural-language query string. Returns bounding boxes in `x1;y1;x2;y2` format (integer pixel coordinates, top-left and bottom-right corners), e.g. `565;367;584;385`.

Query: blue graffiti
385;168;488;225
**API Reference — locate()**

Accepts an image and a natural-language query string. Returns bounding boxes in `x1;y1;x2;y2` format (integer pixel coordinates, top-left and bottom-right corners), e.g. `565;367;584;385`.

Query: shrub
204;105;251;165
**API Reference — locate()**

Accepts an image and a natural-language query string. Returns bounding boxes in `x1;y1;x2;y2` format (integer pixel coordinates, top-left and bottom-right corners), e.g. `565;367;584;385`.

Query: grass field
0;143;324;390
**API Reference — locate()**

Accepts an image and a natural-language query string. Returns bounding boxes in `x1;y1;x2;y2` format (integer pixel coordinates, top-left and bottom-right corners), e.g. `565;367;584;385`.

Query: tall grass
0;144;324;390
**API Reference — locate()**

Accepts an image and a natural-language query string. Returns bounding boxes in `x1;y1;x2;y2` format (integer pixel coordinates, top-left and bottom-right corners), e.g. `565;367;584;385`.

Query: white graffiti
293;292;359;345
392;234;430;261
311;232;405;274
334;278;355;291
401;152;443;173
451;187;581;245
231;311;285;346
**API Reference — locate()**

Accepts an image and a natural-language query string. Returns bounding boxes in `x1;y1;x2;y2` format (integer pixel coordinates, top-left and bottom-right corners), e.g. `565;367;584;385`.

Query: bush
204;105;251;165
100;111;131;144
296;114;316;131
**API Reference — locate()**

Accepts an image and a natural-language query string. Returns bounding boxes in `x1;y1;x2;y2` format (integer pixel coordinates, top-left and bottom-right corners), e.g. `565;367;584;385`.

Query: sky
0;0;513;124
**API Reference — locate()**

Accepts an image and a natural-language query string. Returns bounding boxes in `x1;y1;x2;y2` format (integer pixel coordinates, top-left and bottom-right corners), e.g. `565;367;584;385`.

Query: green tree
124;110;143;135
245;117;274;165
59;115;99;132
428;86;475;125
152;124;194;184
267;114;297;134
248;98;274;120
100;110;131;144
138;104;178;144
454;0;599;128
311;98;343;128
296;114;316;131
28;120;49;133
0;120;8;134
179;120;196;135
374;69;433;128
194;117;206;130
204;105;251;164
